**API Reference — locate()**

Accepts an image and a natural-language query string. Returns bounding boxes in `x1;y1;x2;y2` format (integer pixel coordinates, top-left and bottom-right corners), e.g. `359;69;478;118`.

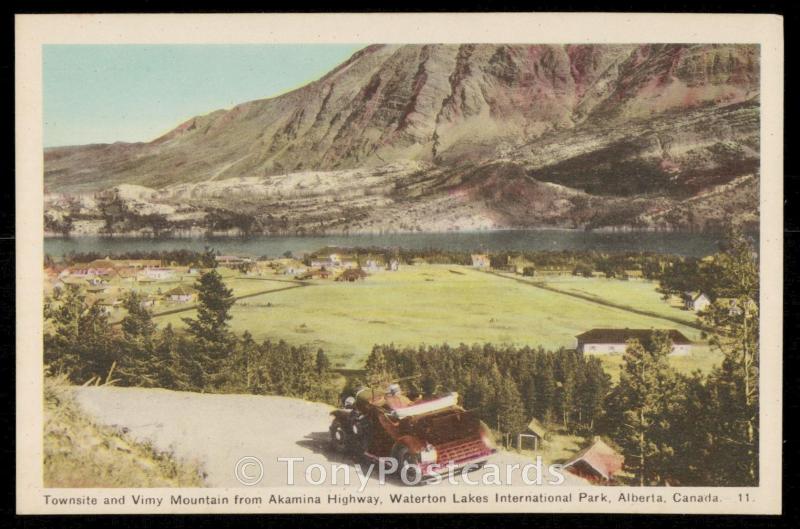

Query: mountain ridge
43;43;760;234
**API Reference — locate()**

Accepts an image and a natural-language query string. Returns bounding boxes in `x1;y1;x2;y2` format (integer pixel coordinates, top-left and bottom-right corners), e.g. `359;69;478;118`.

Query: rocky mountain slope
44;44;760;234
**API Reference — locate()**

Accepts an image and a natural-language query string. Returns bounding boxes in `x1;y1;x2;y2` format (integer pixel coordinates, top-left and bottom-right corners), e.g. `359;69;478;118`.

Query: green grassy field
153;264;720;372
128;270;296;299
534;275;695;325
96;271;298;323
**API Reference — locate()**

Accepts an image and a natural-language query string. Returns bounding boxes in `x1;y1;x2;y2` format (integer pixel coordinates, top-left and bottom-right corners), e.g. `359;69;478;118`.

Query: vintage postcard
16;12;783;515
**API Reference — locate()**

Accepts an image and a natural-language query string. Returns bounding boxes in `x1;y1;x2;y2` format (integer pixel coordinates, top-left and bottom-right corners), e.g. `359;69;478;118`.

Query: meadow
153;264;719;372
532;274;696;325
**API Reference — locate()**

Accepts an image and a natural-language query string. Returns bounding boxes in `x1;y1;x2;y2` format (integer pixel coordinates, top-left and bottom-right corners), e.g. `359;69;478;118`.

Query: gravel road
73;386;586;488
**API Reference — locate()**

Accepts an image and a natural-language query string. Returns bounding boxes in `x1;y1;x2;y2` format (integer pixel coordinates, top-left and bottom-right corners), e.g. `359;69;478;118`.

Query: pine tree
43;284;116;383
700;228;759;485
121;291;156;341
578;357;611;431
151;324;192;390
495;378;527;445
669;372;717;485
535;353;556;423
182;269;235;383
315;348;331;375
607;331;685;485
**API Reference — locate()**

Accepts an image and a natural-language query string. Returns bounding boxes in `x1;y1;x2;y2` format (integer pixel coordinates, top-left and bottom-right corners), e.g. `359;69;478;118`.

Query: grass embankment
44;377;205;487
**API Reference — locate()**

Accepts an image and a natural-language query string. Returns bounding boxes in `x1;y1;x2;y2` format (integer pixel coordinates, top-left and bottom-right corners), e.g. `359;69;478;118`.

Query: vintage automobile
329;384;496;481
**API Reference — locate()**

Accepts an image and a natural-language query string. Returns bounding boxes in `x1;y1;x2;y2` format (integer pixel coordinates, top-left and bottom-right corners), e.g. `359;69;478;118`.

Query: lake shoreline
44;230;739;258
44;225;730;240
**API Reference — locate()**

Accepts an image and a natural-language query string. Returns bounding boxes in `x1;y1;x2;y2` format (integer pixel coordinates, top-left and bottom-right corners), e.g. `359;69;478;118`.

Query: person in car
384;383;412;410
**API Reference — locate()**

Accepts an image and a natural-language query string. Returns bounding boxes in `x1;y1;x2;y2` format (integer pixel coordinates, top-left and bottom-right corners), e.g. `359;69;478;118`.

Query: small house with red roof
563;438;624;483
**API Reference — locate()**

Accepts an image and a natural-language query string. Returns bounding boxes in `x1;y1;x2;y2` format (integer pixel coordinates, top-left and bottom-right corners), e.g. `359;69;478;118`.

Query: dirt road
73;386;586;488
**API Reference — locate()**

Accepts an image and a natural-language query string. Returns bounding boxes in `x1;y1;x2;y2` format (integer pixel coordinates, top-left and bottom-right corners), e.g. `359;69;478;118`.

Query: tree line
43;268;338;404
47;245;700;284
362;343;610;440
45;247;220;268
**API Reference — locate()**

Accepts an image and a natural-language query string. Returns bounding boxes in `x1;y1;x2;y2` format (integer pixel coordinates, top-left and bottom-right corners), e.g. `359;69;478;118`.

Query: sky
43;44;365;147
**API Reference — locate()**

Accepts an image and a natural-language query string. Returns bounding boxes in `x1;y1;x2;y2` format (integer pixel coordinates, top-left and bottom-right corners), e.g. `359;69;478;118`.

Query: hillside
44;378;205;487
44;44;760;233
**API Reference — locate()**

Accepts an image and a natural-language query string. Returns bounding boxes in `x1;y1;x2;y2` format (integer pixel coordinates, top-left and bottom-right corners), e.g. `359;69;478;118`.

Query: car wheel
395;446;421;485
330;420;348;453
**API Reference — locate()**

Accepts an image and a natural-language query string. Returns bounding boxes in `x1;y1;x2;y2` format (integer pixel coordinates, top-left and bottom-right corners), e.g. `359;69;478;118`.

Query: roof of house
682;290;709;301
526;418;548;438
165;285;198;296
86;257;115;268
575;328;692;345
86;258;161;268
564;438;624;481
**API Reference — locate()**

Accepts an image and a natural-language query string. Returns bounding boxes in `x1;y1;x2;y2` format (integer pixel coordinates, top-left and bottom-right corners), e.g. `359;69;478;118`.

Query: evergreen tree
120;291;156;341
700;228;759;485
578;357;611;430
669;372;717;485
535;353;557;423
495;377;528;445
555;352;578;428
150;324;180;389
200;246;218;268
182;269;235;383
605;332;685;485
315;348;331;375
43;284;116;383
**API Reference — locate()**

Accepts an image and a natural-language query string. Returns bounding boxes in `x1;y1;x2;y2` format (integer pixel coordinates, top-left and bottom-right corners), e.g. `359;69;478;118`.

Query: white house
215;255;251;268
717;297;758;316
575;328;693;355
140;267;174;281
684;292;711;312
471;254;491;269
165;285;197;303
310;257;334;269
311;254;357;270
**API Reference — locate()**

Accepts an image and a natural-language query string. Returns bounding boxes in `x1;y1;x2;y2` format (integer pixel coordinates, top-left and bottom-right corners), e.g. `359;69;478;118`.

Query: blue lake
44;230;731;258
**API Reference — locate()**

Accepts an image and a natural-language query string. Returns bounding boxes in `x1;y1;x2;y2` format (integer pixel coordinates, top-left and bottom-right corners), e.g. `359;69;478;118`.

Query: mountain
44;44;760;234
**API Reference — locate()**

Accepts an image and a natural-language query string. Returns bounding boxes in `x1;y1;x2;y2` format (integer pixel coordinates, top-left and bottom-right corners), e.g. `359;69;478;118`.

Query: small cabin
517;418;548;451
684;291;711;312
563;438;624;483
